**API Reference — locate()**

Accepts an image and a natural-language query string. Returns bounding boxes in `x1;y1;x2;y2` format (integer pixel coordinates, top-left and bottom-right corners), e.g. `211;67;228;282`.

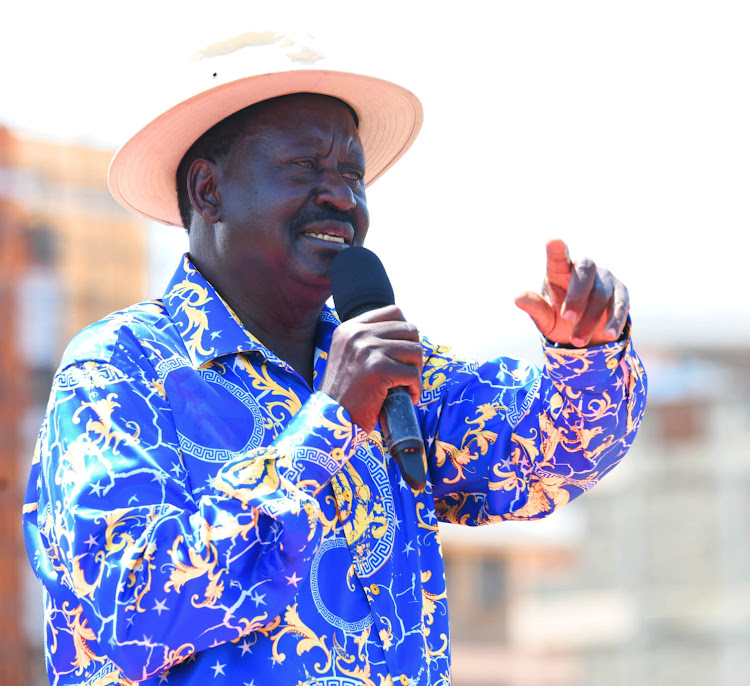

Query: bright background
2;0;748;363
4;4;750;685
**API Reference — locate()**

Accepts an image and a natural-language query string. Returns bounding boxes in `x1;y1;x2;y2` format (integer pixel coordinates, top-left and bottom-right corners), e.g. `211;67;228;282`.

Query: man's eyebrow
276;132;366;161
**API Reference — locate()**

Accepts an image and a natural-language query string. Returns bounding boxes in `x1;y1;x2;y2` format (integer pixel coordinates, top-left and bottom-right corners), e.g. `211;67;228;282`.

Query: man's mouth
302;231;347;244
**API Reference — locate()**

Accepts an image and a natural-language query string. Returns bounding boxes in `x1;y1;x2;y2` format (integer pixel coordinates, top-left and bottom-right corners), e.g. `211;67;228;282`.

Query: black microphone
330;247;427;491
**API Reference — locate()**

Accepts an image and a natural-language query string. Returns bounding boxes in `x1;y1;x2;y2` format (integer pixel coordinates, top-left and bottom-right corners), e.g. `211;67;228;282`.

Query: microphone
330;247;427;491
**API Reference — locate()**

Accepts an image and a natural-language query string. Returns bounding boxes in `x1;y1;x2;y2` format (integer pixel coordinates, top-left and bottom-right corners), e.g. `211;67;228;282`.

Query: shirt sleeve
418;330;647;525
23;351;360;682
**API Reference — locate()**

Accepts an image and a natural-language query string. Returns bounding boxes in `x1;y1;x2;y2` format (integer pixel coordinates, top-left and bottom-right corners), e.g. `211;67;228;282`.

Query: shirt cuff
543;319;633;390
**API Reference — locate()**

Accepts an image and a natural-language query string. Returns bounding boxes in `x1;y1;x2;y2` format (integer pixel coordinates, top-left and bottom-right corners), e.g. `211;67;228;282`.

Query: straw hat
107;32;423;227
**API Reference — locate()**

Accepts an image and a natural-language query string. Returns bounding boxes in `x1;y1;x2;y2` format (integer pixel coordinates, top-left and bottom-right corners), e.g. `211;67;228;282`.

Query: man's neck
211;281;325;388
187;250;332;386
227;295;322;386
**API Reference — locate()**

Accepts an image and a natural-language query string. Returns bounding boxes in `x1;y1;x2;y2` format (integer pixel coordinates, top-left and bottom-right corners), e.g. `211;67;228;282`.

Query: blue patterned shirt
23;254;647;686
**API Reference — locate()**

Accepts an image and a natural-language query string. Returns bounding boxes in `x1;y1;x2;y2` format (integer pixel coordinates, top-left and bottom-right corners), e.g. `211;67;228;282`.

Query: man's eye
294;159;316;169
342;169;364;181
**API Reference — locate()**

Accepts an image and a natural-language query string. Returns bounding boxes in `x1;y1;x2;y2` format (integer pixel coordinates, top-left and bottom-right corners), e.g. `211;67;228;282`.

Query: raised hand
514;239;629;348
319;305;423;433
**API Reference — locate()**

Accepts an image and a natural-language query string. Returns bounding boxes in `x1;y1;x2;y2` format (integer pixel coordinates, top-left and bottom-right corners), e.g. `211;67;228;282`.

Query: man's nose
314;169;357;212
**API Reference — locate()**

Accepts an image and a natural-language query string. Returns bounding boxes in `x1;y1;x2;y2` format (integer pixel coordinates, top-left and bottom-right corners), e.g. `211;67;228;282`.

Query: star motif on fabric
211;661;226;677
151;471;168;484
85;534;98;549
285;572;302;587
158;672;169;683
170;461;184;477
398;476;409;490
89;481;104;497
252;592;267;607
402;541;415;555
153;598;168;615
210;330;223;340
239;639;253;655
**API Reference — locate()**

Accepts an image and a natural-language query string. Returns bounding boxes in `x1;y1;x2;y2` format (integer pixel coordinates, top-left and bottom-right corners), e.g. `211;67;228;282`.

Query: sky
2;0;749;361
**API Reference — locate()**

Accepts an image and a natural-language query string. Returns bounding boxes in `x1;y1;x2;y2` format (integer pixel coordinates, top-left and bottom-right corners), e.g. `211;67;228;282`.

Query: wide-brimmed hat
107;32;423;227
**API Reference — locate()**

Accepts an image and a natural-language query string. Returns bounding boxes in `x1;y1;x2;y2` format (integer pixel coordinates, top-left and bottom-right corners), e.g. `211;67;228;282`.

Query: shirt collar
163;254;340;371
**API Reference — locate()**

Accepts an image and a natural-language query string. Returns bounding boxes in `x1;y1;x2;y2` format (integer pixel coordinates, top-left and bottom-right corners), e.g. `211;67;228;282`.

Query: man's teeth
304;232;345;244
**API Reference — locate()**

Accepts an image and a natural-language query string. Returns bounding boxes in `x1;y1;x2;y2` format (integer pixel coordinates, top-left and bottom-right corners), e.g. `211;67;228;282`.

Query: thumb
514;291;555;339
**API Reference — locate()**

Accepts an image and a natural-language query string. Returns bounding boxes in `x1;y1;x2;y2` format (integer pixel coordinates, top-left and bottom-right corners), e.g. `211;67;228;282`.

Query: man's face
206;94;370;297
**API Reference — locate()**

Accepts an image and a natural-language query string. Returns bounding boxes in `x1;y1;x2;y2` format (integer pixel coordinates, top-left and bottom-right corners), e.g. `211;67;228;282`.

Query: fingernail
562;309;577;323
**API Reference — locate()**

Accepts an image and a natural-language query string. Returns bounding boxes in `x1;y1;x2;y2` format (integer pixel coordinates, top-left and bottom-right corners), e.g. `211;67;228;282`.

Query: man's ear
187;159;221;224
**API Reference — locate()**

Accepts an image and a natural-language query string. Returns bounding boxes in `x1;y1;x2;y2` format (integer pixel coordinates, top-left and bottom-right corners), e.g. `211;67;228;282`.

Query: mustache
289;207;355;232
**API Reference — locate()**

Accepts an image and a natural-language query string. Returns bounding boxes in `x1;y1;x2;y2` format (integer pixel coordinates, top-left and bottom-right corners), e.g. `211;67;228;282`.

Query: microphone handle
379;386;427;491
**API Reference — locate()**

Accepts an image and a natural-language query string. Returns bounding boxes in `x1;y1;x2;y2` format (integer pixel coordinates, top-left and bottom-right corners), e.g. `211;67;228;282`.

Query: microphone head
330;247;395;321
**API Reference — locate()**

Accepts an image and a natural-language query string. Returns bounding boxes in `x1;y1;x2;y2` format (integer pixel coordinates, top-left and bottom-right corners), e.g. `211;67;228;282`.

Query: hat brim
107;70;423;227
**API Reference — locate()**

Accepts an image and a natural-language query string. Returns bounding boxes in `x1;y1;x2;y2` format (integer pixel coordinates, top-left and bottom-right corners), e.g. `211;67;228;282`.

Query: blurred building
0;128;148;686
445;332;750;686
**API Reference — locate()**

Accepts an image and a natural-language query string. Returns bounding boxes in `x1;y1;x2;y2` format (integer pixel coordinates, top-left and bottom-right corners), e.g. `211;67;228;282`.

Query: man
23;37;647;686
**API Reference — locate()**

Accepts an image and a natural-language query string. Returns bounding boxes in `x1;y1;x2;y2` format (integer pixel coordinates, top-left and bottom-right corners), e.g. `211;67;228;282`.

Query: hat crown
196;31;326;63
187;32;330;91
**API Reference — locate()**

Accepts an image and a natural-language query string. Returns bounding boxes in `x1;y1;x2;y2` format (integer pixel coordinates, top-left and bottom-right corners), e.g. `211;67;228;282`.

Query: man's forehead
241;94;364;154
248;93;358;128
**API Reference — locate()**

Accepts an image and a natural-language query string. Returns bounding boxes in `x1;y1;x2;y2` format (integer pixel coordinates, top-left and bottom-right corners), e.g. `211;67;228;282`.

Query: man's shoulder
59;299;175;370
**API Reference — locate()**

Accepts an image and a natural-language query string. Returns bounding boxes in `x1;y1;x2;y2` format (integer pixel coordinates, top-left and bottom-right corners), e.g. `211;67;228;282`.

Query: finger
570;273;612;347
514;291;556;339
346;306;421;341
561;257;597;324
604;280;630;339
338;315;420;346
350;304;406;324
379;339;424;371
331;324;423;379
370;319;421;343
386;359;425;405
354;351;423;407
545;239;573;290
